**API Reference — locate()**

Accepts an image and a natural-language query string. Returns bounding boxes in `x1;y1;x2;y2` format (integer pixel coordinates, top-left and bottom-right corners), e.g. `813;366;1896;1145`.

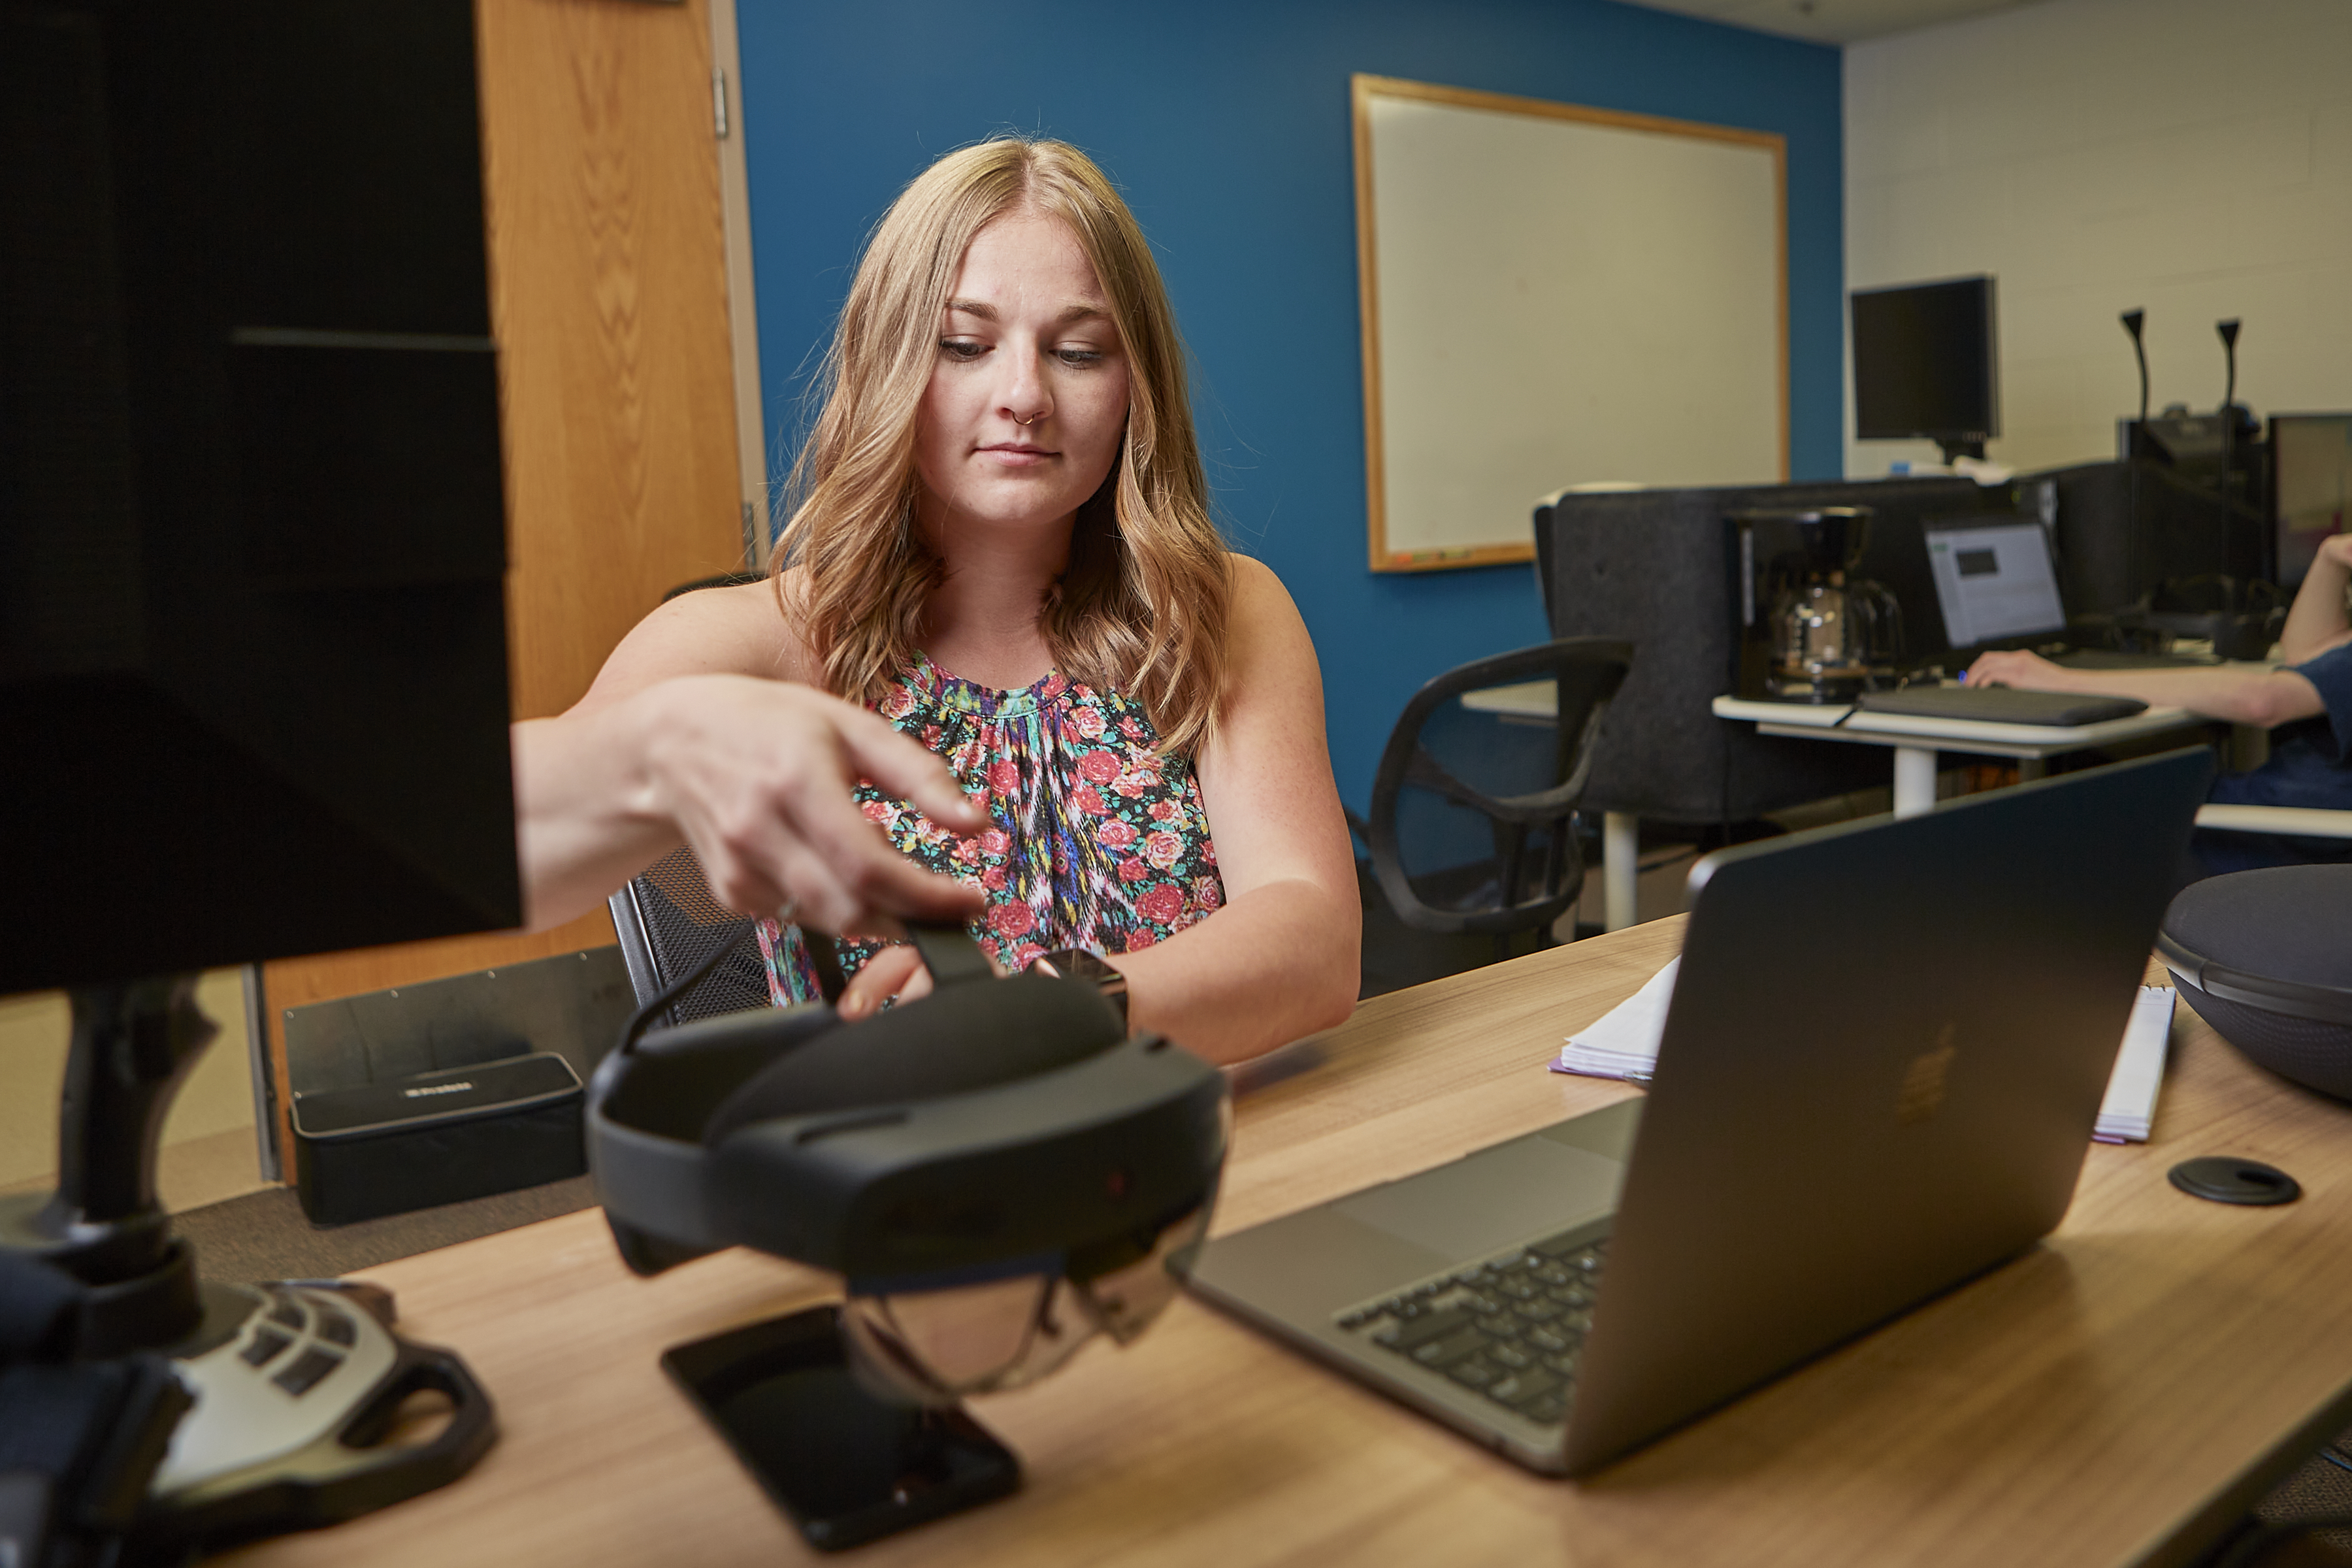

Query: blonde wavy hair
772;137;1232;755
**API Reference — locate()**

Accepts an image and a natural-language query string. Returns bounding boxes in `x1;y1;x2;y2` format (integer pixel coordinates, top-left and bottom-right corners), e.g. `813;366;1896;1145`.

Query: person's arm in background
1965;536;2352;728
1961;650;2326;728
511;583;985;935
2278;534;2352;664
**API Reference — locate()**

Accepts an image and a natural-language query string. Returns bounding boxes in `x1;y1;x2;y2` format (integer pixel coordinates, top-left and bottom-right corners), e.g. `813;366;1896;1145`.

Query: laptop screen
1921;519;2067;649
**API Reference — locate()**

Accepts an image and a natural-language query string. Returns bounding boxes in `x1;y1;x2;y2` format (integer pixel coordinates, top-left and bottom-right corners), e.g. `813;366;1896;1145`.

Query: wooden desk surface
222;921;2352;1568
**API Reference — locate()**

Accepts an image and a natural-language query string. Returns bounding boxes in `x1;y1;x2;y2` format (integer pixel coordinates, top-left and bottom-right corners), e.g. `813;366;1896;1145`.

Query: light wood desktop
223;919;2352;1568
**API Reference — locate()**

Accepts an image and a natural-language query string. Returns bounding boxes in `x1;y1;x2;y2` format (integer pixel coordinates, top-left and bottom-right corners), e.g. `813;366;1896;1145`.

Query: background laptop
1923;514;2068;653
1189;749;2212;1476
1909;514;2212;672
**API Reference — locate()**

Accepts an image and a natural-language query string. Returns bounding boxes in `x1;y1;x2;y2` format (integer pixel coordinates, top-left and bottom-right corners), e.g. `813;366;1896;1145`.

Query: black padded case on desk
1855;687;2148;727
291;1053;585;1226
2157;866;2352;1101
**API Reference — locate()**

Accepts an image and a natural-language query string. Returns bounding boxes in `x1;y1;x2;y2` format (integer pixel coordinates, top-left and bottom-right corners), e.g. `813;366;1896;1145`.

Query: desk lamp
586;924;1230;1550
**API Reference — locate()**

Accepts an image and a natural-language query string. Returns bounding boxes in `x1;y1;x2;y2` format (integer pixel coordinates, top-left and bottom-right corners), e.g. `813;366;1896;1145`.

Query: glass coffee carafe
1750;508;1904;702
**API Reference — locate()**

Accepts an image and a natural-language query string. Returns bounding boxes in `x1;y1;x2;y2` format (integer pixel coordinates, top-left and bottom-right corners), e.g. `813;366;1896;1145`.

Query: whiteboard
1354;76;1788;572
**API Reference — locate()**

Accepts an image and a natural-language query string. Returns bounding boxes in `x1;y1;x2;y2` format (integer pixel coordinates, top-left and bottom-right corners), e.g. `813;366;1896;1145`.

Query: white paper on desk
1552;958;1679;1083
1553;961;2176;1145
2093;987;2176;1144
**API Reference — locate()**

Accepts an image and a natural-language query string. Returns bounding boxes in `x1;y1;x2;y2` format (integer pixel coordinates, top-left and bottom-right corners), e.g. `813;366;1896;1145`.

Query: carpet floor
171;1176;598;1282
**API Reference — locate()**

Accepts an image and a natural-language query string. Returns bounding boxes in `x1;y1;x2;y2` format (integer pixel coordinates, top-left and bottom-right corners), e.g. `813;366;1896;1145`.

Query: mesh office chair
1362;638;1633;973
607;847;775;1024
603;581;825;1022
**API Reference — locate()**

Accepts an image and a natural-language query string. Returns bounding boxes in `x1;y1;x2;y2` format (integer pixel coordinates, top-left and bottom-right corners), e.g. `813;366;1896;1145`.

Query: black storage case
291;1053;585;1226
2158;866;2352;1102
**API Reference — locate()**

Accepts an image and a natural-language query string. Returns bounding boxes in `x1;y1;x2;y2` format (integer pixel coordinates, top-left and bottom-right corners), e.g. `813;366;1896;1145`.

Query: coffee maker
1733;507;1905;702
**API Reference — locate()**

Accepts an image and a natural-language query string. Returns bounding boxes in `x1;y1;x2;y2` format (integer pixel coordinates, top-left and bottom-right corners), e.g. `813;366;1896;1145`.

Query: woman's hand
833;938;1014;1019
836;943;932;1019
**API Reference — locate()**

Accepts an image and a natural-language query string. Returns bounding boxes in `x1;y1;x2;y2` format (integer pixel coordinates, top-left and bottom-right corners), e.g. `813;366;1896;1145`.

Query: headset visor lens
841;1199;1214;1405
842;1273;1092;1405
1070;1200;1212;1345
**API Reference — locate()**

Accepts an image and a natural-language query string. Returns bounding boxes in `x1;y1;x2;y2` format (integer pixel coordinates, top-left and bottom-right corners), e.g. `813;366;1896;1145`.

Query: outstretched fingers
637;675;988;936
787;766;983;932
840;707;989;835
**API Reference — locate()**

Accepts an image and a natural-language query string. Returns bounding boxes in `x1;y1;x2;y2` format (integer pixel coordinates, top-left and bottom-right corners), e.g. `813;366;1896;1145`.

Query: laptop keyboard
1336;1230;1607;1428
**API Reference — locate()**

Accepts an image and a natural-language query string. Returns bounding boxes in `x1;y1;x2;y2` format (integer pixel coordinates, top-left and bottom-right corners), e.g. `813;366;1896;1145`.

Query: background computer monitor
2269;414;2352;591
0;0;520;996
1852;275;2001;465
2023;461;2264;617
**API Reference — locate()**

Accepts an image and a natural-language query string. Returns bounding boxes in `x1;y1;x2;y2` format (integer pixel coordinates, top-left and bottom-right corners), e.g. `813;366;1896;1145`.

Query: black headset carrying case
2157;865;2352;1101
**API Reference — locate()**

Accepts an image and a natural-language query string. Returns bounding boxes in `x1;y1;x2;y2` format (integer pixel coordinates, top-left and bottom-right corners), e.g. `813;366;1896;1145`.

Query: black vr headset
585;923;1229;1403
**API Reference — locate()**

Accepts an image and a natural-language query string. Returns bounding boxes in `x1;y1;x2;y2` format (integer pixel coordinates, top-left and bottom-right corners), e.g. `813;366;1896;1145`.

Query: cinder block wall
1844;0;2352;478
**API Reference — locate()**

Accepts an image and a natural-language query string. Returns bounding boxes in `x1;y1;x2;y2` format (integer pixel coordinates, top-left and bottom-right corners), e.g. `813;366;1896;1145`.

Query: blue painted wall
735;0;1842;811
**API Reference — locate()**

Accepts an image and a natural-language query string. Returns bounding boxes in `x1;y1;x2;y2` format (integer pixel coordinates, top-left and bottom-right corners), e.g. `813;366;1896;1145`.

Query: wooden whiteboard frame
1354;74;1789;573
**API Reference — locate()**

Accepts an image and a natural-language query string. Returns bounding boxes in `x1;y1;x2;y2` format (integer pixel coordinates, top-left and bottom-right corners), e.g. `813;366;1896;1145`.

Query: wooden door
259;0;749;1166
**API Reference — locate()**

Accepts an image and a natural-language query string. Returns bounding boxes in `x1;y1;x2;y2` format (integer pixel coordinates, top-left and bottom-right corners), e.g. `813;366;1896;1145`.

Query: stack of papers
1554;960;2178;1145
2093;988;2177;1143
1554;958;1682;1083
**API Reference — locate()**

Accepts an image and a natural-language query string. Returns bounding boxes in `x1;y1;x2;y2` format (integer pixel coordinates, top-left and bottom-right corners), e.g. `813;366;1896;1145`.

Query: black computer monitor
1852;276;2001;465
1;0;520;1371
0;0;520;998
2269;413;2352;591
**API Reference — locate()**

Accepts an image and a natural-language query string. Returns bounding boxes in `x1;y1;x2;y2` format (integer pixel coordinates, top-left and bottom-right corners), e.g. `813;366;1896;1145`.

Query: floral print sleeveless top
755;652;1226;1004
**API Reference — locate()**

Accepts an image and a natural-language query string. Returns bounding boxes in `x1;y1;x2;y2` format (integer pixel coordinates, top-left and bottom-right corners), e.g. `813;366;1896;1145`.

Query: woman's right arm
512;585;985;933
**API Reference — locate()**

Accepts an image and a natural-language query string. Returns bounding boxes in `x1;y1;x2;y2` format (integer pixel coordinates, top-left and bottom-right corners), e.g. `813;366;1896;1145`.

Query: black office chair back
604;572;796;1025
1366;638;1633;945
608;847;773;1025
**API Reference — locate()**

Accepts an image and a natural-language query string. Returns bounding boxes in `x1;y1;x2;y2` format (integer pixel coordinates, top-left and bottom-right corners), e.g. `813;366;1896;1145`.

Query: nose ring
1013;409;1048;427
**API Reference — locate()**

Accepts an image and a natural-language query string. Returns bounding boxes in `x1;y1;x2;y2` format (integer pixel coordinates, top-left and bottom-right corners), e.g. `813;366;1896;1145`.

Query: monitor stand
0;977;497;1559
0;978;211;1351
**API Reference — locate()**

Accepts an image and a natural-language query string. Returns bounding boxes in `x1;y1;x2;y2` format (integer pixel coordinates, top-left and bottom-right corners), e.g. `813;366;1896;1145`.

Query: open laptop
1912;515;2212;672
1188;749;2212;1476
1922;514;2069;652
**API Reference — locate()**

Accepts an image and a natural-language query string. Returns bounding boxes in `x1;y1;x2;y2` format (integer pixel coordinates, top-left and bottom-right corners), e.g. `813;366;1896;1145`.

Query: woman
510;137;1360;1064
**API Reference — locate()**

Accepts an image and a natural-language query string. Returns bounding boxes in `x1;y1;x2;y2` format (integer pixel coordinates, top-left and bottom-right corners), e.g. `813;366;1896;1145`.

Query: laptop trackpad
1332;1133;1626;1264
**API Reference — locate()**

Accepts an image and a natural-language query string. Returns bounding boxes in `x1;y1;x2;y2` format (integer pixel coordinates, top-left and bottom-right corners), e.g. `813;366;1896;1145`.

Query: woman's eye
1056;346;1105;368
939;338;986;361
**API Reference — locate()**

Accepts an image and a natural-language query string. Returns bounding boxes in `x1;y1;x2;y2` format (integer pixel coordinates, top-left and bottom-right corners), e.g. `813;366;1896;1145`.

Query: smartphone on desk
661;1305;1020;1552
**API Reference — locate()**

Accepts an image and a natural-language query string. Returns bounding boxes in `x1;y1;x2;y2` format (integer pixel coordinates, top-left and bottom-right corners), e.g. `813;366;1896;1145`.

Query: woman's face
911;211;1130;551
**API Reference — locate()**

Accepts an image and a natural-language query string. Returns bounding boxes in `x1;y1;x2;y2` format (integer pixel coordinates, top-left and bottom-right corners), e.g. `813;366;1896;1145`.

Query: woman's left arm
1107;557;1362;1063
